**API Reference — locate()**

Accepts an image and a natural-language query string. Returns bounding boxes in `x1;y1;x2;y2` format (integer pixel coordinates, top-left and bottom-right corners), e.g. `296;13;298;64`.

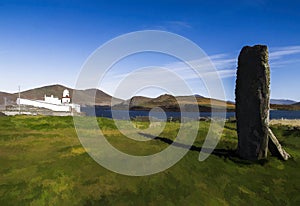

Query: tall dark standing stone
236;45;270;160
236;45;290;160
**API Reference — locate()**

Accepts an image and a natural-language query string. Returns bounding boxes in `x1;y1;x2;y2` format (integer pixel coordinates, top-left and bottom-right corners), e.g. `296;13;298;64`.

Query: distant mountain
194;94;204;98
0;84;123;106
293;102;300;106
2;84;298;111
270;99;297;105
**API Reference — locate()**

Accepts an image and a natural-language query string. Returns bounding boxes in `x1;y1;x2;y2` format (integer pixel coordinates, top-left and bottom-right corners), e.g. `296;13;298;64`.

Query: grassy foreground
0;116;299;205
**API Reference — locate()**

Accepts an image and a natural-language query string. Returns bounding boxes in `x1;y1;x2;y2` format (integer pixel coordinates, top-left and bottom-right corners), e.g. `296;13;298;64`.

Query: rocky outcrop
235;45;290;160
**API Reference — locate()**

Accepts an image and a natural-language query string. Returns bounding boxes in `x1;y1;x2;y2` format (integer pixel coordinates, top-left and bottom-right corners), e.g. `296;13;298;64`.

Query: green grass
0;116;299;205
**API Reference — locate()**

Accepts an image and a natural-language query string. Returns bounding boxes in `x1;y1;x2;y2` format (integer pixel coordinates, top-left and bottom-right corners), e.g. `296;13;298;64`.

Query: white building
17;89;80;113
61;89;71;104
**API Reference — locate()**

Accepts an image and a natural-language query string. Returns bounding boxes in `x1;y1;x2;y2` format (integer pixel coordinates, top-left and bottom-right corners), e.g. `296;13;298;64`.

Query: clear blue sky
0;0;300;101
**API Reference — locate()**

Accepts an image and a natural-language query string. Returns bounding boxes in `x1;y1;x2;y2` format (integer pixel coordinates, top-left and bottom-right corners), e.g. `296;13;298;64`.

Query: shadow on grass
138;132;268;165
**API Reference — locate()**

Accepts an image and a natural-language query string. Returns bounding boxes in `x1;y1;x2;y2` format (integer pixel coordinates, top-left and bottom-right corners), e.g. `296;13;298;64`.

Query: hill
72;88;123;106
112;94;235;112
129;94;180;111
0;92;15;105
15;84;71;101
0;84;123;106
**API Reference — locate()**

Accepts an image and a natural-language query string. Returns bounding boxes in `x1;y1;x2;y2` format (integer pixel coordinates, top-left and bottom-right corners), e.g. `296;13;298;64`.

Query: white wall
44;95;61;104
18;98;71;112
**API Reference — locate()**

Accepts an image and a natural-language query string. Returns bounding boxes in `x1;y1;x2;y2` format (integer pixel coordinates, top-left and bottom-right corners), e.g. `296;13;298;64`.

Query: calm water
82;106;300;120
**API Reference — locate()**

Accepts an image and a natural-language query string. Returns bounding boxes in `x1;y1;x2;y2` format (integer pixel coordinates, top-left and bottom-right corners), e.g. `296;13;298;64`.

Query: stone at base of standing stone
268;128;291;160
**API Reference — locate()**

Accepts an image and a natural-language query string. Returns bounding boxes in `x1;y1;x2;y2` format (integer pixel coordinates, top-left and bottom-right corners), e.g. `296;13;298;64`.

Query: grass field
0;116;299;205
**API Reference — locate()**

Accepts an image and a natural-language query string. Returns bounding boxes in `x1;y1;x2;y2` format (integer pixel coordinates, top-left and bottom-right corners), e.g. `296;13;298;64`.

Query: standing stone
236;45;270;160
235;45;290;160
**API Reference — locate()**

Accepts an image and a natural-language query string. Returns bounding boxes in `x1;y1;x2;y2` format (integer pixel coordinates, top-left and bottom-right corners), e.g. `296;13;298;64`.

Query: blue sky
0;0;300;101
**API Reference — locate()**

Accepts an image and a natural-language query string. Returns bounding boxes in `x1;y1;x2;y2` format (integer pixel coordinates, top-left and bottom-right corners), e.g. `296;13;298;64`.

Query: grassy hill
126;94;235;112
128;94;179;111
0;84;123;106
16;84;71;100
0;116;299;205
